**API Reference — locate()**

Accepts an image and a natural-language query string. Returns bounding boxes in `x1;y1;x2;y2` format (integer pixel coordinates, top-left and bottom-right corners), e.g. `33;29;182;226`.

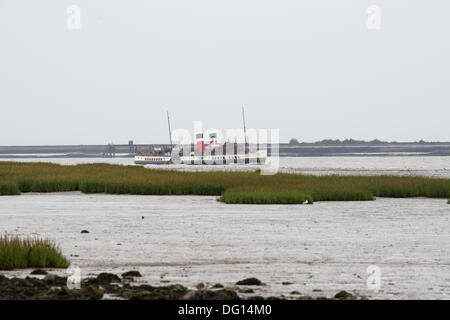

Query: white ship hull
134;155;172;165
134;150;267;165
180;149;267;165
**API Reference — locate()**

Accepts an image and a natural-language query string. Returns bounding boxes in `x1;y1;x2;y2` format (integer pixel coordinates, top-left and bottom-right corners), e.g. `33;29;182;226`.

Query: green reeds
219;187;314;204
0;234;70;270
0;162;449;204
0;182;20;195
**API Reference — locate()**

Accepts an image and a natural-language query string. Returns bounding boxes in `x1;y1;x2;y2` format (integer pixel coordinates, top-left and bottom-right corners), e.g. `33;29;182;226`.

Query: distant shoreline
1;142;450;158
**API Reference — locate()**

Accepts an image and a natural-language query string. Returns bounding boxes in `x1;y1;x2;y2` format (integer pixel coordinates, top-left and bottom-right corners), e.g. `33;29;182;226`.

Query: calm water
1;156;450;178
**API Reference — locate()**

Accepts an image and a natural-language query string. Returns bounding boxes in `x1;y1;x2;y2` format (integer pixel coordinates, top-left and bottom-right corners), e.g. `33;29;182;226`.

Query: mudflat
1;193;449;299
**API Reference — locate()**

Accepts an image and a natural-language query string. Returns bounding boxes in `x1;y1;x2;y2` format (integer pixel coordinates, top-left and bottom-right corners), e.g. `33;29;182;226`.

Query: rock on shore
0;273;362;300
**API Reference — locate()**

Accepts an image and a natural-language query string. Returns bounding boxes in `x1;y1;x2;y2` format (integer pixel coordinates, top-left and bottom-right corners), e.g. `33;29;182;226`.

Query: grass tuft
219;187;314;204
0;234;70;270
0;182;20;195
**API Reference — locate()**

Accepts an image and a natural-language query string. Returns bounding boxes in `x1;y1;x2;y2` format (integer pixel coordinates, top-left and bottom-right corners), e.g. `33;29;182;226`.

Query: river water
0;156;449;299
1;156;450;178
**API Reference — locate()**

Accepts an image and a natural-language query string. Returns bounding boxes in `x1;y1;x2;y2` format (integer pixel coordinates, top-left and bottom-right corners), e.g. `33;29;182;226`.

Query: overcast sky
1;0;449;145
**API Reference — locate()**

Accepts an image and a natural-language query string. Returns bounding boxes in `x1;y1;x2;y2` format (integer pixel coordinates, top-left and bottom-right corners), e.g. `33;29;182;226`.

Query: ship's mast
242;106;247;147
167;111;173;148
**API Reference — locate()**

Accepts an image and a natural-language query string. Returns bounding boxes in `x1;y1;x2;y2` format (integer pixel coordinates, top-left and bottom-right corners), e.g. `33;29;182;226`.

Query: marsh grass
219;187;314;204
0;234;70;270
0;182;20;195
0;162;449;204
